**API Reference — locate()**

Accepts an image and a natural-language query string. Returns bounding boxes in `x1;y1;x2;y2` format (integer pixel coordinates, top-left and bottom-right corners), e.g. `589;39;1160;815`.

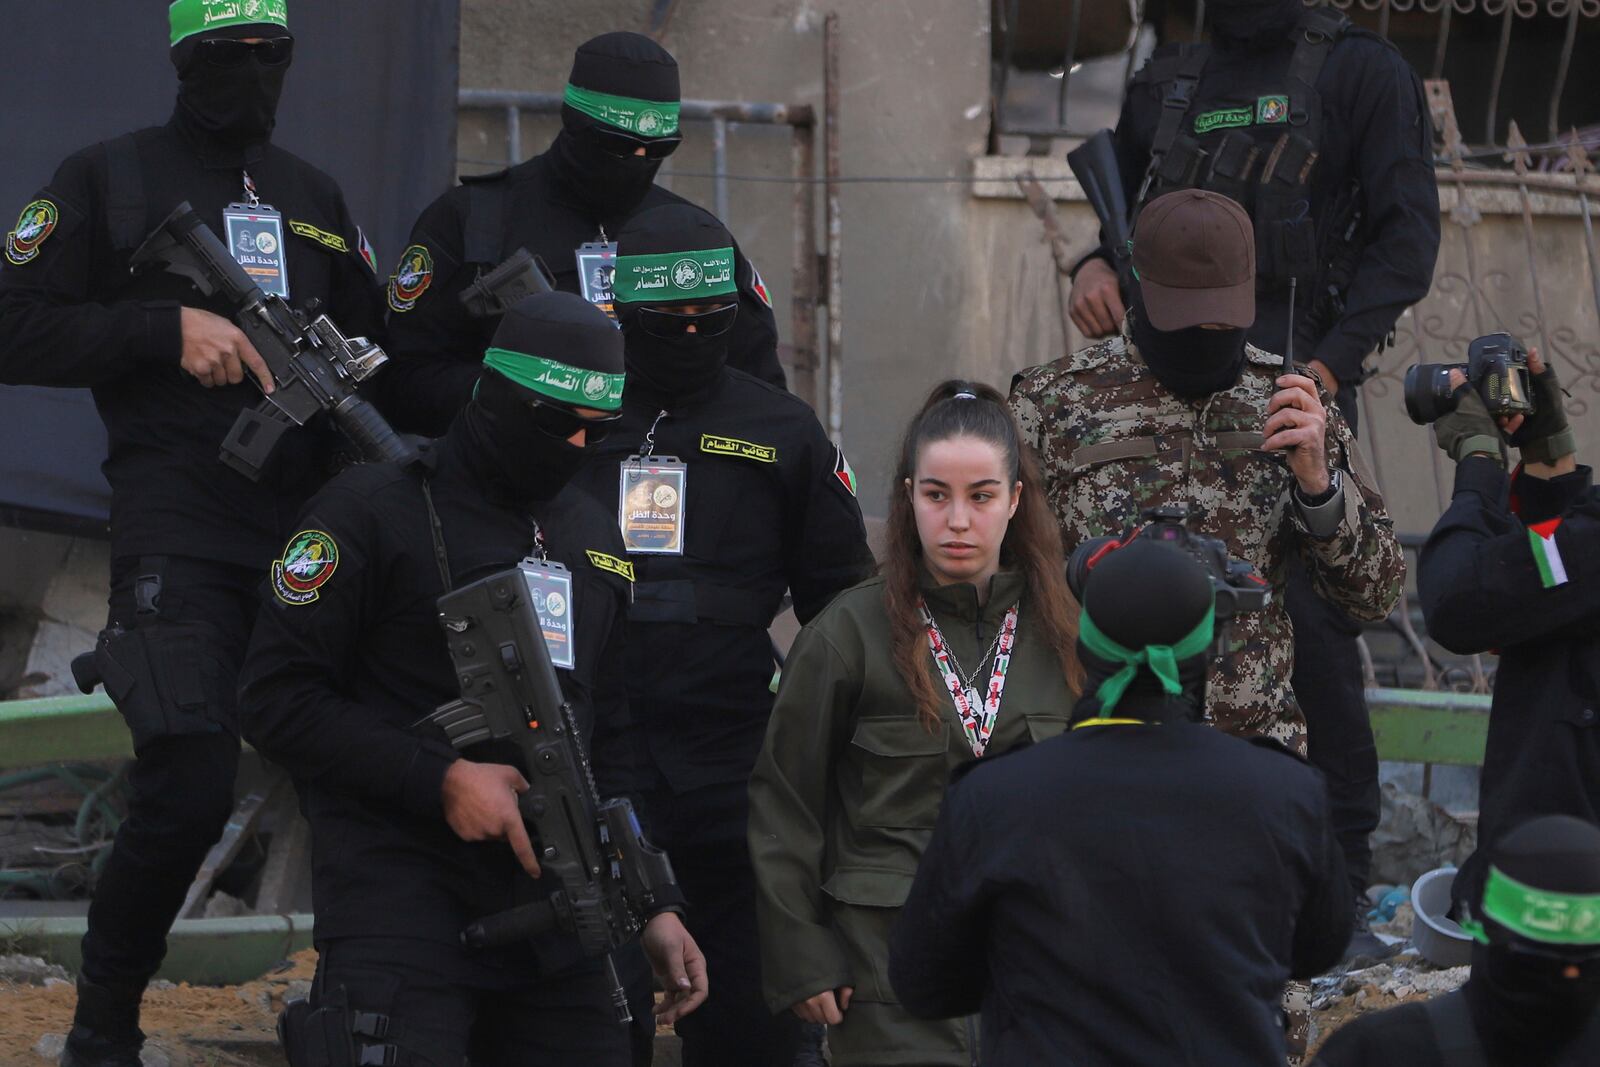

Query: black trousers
1286;385;1380;896
79;556;253;989
303;937;628;1067
621;782;805;1067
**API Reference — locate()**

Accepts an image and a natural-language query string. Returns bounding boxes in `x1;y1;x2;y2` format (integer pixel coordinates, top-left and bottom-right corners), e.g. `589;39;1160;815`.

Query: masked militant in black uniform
563;202;871;1066
889;539;1350;1066
0;4;382;1063
1315;815;1600;1067
1066;0;1442;954
380;32;786;438
240;292;707;1067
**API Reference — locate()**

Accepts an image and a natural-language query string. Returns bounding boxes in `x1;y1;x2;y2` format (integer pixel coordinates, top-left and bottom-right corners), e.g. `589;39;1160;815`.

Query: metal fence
457;14;847;437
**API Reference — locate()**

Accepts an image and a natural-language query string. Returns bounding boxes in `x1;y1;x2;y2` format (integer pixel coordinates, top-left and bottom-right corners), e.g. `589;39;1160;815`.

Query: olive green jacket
748;571;1076;1065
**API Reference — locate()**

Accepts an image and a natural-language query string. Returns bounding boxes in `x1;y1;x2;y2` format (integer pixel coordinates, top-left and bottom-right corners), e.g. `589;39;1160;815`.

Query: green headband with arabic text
613;246;738;304
1458;866;1600;947
170;0;288;47
563;83;680;137
1078;604;1214;718
482;349;625;412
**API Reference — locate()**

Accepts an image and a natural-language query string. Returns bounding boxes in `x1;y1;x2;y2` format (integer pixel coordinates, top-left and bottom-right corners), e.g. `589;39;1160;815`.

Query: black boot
1340;893;1401;967
60;978;145;1067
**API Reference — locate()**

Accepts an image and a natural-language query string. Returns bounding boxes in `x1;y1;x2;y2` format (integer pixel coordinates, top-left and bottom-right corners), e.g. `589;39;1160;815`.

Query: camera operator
1416;344;1599;918
888;538;1350;1066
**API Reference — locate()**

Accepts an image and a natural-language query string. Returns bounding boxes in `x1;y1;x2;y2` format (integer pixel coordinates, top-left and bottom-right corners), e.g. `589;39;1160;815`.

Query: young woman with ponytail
747;379;1082;1065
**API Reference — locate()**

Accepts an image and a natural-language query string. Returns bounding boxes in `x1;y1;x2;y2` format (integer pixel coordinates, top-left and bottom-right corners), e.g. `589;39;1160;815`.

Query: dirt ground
0;949;688;1066
0;949;312;1066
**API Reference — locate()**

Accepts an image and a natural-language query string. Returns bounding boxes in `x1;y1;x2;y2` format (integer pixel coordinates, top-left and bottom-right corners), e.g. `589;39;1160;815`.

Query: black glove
1433;384;1507;468
1508;361;1575;464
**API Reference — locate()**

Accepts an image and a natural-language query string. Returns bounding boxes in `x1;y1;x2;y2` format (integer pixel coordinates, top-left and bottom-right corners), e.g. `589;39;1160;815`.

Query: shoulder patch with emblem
272;529;340;605
832;446;858;497
6;199;59;266
357;227;377;275
288;219;350;254
585;549;636;582
750;263;772;308
388;244;434;313
701;433;777;463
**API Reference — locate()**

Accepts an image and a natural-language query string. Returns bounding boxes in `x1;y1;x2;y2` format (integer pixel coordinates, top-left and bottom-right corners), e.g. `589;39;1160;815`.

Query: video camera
1066;505;1272;633
1404;332;1536;426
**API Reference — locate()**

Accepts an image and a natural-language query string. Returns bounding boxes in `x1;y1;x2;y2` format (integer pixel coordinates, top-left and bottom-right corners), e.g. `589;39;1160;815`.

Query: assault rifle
459;247;555;319
428;567;680;1023
130;202;416;481
1067;128;1136;295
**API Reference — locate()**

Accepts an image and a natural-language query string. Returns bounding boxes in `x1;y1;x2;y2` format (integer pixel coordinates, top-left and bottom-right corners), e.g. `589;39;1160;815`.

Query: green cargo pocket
849;717;947;830
822;865;915;1004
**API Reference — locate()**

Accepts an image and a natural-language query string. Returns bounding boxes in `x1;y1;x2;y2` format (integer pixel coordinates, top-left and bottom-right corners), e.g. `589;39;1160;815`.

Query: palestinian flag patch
833;447;858;497
751;263;772;308
6;199;59;266
1528;518;1569;589
272;529;340;605
388;244;434;313
357;228;377;275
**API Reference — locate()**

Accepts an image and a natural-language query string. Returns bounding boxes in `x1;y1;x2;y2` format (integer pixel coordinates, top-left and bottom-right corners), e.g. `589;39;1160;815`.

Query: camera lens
1403;364;1461;426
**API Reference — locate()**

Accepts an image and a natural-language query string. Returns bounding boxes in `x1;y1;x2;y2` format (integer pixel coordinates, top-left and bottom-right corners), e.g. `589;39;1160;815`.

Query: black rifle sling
419;477;455;593
103;134;148;253
463;177;510;267
1142;44;1210;202
1422;992;1492;1067
1286;9;1349;129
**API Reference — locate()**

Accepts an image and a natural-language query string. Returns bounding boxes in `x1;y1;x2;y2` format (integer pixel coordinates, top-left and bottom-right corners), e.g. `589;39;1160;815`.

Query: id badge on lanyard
576;239;619;324
223;170;289;298
618;456;687;555
519;558;576;670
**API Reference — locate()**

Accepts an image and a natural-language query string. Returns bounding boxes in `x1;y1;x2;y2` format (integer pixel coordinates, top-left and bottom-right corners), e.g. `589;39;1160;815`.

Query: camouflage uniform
1010;326;1404;755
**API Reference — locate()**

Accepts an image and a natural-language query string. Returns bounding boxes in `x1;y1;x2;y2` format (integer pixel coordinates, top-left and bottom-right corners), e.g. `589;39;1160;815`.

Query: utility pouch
93;622;234;751
1203;132;1260;208
1154;138;1206;191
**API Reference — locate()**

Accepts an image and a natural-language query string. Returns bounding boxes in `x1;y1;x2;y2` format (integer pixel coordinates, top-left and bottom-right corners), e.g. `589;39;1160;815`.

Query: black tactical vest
1136;9;1350;292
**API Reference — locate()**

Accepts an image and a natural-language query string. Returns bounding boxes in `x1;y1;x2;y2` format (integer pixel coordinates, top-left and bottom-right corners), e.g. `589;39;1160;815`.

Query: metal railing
457;36;847;440
989;0;1600;150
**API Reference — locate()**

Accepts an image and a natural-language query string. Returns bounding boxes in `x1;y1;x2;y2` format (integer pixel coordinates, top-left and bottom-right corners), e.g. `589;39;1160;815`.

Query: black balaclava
452;292;625;504
1464;815;1600;1061
1072;540;1215;726
550;32;681;219
1131;293;1249;401
171;24;292;148
613;203;738;403
1206;0;1304;50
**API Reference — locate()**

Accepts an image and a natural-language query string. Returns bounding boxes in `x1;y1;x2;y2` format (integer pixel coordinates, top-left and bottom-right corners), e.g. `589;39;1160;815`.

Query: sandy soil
0;950;313;1067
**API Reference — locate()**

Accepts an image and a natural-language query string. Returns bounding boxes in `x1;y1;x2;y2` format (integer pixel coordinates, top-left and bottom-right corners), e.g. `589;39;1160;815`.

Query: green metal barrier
0;692;129;771
1366;687;1492;767
0;914;313;986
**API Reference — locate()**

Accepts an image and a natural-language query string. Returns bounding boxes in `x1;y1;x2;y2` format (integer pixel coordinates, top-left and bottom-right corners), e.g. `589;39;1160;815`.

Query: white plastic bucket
1411;866;1475;968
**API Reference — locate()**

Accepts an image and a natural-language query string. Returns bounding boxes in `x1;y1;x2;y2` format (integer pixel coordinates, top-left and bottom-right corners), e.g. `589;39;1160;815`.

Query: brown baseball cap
1132;189;1256;331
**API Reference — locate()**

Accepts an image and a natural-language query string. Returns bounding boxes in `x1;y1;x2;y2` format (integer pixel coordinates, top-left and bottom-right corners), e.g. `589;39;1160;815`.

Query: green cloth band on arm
170;0;288;46
563;83;680;137
1459;866;1600;947
482;349;625;412
613;247;738;304
1077;605;1215;718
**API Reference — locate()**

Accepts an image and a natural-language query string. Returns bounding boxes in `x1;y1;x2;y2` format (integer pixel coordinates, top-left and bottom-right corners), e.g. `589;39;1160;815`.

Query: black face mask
621;310;731;401
1467;942;1600;1057
455;372;589;504
1131;307;1248;400
174;48;288;147
550;128;663;219
1206;0;1303;49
